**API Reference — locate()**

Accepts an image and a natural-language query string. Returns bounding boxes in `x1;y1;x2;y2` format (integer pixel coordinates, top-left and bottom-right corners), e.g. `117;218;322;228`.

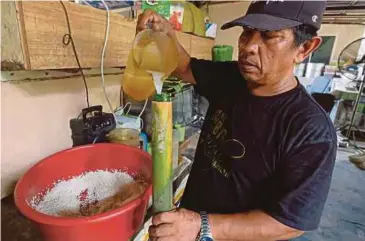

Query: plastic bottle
122;29;179;101
132;29;179;75
123;52;156;101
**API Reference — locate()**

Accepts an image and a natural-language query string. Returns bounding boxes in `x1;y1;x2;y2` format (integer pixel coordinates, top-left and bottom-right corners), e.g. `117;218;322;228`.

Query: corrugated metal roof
324;0;365;25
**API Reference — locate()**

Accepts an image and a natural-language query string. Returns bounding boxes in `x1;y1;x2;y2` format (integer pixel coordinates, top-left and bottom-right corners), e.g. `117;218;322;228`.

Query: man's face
238;27;300;85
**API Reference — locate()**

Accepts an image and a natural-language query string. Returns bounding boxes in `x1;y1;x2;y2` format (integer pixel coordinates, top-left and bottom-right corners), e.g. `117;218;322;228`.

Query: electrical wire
100;0;148;132
98;0;121;127
62;1;146;133
99;0;113;113
138;99;148;119
60;1;90;108
124;102;132;115
135;99;148;131
114;102;132;117
99;0;146;131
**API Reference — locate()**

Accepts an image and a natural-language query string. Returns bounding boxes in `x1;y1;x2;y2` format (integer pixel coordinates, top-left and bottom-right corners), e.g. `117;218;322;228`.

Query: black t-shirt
180;58;337;232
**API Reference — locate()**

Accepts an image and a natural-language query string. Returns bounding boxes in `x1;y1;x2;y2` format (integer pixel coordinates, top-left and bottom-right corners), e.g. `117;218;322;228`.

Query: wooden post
1;1;26;70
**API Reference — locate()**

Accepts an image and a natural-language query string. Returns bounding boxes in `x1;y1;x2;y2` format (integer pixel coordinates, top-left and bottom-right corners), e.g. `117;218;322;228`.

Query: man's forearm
168;32;196;85
209;210;304;241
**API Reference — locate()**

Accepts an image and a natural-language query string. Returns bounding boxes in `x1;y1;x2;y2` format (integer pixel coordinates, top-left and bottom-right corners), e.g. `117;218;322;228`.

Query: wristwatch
199;211;214;241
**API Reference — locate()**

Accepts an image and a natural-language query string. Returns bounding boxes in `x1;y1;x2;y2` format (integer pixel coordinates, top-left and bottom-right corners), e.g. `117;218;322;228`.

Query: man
137;1;337;240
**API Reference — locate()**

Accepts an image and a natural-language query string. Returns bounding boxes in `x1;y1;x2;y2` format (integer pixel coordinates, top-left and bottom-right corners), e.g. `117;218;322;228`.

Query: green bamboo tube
152;93;173;213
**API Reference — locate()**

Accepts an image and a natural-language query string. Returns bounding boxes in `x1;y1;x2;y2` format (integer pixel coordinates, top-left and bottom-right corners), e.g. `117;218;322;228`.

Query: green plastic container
212;45;233;62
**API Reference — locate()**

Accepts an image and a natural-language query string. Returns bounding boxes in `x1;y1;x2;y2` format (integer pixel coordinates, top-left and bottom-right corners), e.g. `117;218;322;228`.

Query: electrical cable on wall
137;99;148;130
99;0;114;114
64;0;148;131
100;0;147;131
138;99;148;119
60;1;90;108
124;102;132;115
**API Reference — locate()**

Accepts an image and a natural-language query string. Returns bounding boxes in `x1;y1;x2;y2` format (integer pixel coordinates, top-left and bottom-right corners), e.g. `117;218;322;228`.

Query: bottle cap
153;93;171;102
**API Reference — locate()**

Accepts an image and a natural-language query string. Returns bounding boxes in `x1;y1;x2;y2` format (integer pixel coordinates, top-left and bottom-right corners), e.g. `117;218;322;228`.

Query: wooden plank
1;1;25;70
10;1;213;70
175;31;192;55
1;68;124;82
19;1;136;70
190;35;215;60
15;2;31;69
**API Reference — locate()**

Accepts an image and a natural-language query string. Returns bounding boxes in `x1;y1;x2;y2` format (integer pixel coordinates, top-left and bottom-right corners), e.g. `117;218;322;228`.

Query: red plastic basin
14;143;152;241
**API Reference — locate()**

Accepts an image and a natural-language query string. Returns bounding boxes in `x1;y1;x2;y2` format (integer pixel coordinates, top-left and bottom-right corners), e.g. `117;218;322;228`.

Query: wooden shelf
1;1;214;71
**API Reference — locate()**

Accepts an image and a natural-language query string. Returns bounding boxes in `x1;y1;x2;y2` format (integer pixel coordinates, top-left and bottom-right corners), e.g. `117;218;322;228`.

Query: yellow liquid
123;53;156;101
122;30;179;101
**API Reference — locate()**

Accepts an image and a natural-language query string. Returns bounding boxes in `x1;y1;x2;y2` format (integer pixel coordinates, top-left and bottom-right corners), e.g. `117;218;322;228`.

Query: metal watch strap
199;211;213;241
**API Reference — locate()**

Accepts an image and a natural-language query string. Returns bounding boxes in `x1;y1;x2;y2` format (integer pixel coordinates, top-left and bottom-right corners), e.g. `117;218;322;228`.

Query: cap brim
221;13;302;31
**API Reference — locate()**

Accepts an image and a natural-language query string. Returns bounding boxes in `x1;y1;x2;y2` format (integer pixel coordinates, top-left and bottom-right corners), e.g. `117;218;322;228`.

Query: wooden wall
2;1;214;71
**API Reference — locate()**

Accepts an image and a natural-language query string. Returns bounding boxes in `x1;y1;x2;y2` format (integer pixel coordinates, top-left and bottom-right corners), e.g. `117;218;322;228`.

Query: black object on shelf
70;105;116;147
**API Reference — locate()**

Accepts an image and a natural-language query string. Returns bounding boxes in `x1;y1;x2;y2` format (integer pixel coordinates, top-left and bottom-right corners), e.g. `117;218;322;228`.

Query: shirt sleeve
190;58;245;103
263;140;336;231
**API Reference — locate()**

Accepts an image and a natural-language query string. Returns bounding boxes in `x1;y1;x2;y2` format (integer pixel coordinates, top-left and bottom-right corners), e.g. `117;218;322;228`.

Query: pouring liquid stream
149;71;164;94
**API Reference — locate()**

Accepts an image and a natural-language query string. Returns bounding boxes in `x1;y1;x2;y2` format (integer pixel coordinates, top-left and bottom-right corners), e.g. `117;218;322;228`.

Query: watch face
200;237;213;241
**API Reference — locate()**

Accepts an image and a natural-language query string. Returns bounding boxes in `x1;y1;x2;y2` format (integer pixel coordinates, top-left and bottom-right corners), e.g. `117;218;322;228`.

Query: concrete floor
294;149;365;241
2;148;365;241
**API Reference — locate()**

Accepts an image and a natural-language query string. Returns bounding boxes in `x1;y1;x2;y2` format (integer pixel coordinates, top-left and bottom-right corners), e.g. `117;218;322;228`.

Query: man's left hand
149;208;201;241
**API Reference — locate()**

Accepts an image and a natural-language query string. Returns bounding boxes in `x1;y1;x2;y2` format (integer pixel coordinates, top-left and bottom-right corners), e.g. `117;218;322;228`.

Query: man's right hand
136;9;175;38
135;9;196;85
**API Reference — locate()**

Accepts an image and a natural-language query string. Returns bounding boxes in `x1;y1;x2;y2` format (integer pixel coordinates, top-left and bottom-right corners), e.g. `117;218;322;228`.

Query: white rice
30;170;134;216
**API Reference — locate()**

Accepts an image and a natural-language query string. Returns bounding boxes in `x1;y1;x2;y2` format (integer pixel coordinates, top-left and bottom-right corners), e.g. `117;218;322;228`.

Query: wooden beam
323;21;365;25
326;5;365;11
176;31;192;54
15;2;31;69
6;1;213;71
190;35;214;60
17;1;136;70
1;1;25;70
207;1;237;5
0;68;124;82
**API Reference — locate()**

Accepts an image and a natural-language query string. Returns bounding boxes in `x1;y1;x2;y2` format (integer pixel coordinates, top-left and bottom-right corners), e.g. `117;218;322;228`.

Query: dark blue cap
221;1;327;31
